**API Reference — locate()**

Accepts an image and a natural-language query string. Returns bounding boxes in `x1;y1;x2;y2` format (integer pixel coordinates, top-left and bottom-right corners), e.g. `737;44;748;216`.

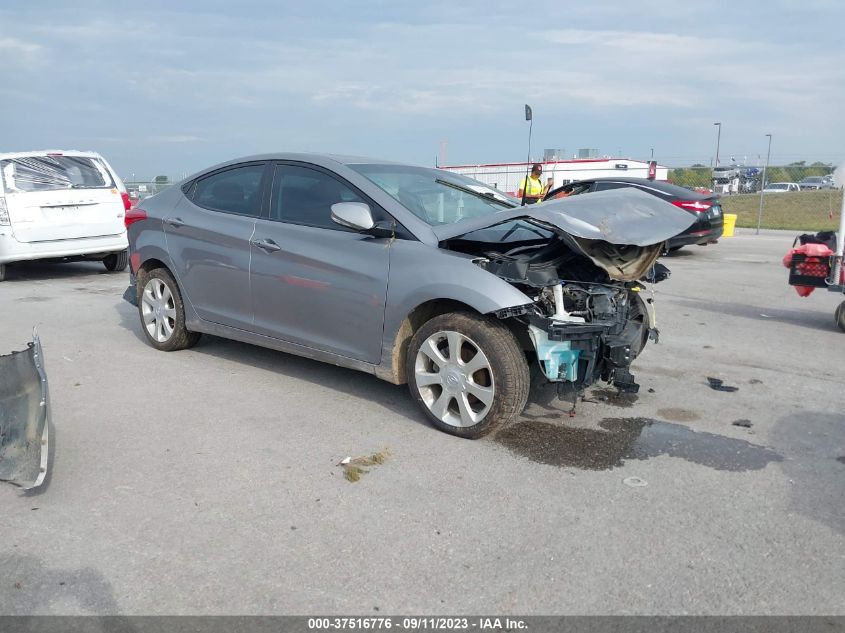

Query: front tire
103;249;129;272
405;311;530;439
836;301;845;333
138;268;201;351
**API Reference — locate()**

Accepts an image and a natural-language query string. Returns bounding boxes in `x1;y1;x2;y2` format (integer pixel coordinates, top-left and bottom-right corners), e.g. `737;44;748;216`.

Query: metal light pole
650;148;654;159
713;122;721;166
756;134;772;235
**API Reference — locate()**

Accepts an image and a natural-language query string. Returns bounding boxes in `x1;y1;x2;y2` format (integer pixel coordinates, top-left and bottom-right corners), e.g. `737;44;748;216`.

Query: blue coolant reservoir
528;325;581;383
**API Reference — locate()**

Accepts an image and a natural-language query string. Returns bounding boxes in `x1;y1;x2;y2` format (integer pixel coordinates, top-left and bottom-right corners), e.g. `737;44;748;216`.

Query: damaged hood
432;187;697;247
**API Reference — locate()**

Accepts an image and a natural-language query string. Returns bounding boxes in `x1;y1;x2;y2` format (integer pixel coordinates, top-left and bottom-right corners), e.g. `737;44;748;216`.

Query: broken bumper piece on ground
0;333;50;490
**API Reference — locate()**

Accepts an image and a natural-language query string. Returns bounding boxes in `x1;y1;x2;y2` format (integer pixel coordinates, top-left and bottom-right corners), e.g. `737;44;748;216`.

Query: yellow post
722;213;737;237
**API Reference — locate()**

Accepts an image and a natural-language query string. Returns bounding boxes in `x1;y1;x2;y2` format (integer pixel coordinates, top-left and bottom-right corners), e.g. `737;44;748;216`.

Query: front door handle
163;217;185;228
250;238;282;253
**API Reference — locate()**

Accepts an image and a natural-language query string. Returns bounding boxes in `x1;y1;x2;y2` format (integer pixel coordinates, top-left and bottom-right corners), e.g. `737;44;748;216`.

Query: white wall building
439;158;668;196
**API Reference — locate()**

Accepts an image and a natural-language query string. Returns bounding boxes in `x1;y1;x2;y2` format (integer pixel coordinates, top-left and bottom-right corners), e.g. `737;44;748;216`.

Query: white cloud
0;36;42;54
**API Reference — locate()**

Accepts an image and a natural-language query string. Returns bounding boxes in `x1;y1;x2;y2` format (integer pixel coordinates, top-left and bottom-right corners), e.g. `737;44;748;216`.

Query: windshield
1;155;114;192
767;183;788;190
802;177;822;183
350;164;517;225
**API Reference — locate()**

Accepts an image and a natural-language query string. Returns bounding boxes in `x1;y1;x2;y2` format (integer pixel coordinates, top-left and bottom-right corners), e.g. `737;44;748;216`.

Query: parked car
0;150;130;281
542;177;724;252
124;154;695;438
798;176;833;190
763;182;801;193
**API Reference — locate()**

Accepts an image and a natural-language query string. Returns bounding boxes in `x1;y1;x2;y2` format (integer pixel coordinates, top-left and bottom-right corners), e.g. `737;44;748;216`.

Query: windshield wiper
434;179;517;208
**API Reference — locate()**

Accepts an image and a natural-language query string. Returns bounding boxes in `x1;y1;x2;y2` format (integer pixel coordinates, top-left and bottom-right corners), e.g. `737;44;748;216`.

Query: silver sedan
124;154;693;438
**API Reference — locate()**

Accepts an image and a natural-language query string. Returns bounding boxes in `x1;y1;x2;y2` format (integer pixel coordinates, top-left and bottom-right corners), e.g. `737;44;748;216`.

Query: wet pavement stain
74;287;117;296
837;456;845;465
494;417;783;472
657;408;701;423
16;296;53;302
589;388;639;408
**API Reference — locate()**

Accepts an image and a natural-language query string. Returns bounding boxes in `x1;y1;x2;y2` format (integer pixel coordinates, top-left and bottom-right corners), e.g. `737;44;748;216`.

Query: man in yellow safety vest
518;163;547;204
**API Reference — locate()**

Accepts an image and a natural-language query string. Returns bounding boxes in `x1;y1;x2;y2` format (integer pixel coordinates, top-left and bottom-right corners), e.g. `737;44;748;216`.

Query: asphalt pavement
1;230;843;615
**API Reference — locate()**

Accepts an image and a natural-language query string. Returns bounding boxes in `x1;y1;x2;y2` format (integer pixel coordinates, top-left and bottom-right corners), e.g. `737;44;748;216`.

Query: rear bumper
668;221;724;248
0;231;127;265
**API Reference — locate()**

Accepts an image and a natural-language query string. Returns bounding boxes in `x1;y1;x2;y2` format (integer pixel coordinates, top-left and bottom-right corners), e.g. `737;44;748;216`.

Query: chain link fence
667;164;841;232
123;179;174;205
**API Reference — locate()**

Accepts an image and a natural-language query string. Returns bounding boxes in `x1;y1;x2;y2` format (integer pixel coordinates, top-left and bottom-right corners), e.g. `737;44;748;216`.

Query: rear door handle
163;217;185;228
250;238;282;253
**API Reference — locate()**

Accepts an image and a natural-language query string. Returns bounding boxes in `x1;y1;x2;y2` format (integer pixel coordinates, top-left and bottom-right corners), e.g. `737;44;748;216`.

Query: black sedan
543;177;724;252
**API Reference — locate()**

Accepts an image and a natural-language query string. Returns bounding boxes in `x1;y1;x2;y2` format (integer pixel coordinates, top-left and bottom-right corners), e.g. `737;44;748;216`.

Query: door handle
250;238;282;253
163;217;185;228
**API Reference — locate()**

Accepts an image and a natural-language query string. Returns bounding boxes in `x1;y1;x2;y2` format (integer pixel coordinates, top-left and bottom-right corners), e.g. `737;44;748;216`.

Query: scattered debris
732;419;753;428
706;377;739;392
702;345;713;349
340;450;391;482
623;476;648;487
749;379;763;385
647;388;656;393
0;333;50;490
760;314;771;318
591;388;639;408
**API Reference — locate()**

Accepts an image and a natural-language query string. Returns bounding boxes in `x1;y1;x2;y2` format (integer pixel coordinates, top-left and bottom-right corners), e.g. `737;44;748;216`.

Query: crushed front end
442;218;670;401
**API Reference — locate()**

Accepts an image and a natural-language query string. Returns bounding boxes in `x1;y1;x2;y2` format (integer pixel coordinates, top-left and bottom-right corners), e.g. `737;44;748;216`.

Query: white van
0;150;130;281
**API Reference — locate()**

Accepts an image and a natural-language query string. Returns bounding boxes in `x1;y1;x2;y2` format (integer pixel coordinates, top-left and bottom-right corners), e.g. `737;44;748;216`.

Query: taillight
672;200;712;213
120;192;131;211
124;208;147;228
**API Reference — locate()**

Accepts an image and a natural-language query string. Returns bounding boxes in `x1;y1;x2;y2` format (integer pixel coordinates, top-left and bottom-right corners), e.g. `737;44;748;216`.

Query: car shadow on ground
113;301;432;430
2;261;123;283
669;295;837;332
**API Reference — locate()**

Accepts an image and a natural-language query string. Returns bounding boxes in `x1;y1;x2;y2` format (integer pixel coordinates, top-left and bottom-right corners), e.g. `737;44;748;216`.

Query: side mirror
331;202;375;232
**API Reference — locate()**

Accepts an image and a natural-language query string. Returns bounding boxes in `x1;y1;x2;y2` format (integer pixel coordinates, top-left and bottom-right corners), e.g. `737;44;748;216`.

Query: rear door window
192;164;266;217
1;155;114;192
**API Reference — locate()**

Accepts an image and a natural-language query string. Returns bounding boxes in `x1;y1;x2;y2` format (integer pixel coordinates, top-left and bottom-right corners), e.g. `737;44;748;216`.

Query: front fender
377;240;533;382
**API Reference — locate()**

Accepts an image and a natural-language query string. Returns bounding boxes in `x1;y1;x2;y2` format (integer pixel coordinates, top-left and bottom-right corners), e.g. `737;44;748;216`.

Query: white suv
0;150;130;281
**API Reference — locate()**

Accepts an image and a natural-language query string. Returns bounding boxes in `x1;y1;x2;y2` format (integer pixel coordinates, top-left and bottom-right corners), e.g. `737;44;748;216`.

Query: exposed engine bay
442;218;671;398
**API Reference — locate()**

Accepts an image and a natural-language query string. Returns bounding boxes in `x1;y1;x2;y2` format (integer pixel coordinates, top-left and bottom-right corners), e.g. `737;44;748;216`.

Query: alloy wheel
141;278;177;343
414;330;495;428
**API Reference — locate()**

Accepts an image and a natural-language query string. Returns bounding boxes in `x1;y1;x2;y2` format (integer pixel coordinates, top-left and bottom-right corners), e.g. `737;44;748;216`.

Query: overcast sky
1;0;843;179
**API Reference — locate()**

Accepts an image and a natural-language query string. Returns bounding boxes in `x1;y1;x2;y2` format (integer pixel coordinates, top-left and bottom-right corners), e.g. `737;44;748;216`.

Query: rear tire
405;311;530;439
836;301;845;333
138;268;201;351
103;249;129;272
